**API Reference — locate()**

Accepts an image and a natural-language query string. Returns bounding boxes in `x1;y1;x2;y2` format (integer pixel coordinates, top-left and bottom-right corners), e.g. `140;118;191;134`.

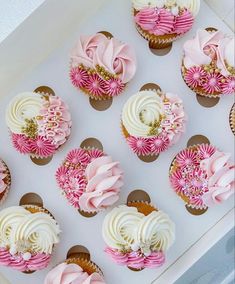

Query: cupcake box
0;0;234;283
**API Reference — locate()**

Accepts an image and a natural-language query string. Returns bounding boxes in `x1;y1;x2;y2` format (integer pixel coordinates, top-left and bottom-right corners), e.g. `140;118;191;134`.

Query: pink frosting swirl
71;34;136;84
200;151;235;207
183;29;234;76
0;248;51;271
79;156;123;212
104;247;165;269
174;9;194;35
135;8;175;36
93;37;136;83
71;34;107;69
44;262;106;284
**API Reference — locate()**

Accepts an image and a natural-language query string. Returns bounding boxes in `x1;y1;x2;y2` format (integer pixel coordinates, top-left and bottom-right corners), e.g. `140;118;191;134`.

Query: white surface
0;0;45;42
0;0;234;284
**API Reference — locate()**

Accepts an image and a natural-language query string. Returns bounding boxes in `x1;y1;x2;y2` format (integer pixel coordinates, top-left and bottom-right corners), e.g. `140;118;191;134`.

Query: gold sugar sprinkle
22;119;38;139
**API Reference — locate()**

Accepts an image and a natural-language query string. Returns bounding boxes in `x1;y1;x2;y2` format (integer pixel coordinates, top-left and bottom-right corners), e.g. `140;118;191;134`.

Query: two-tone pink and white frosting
56;148;123;213
0;160;9;195
133;0;200;37
44;262;106;284
6;92;72;158
183;29;235;95
70;33;136;98
169;144;235;209
122;90;186;156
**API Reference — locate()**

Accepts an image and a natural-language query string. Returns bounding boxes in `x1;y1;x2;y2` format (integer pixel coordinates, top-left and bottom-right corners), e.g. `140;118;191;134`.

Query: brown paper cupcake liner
66;257;103;276
229;104;235;135
127;201;157;216
0;160;11;205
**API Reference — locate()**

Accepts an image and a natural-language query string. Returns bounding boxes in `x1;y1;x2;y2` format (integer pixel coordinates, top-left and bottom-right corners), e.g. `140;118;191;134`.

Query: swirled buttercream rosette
132;0;200;49
44;245;106;284
70;32;136;102
0;158;11;205
169;144;235;215
5;89;72;163
102;191;175;270
0;205;60;272
182;28;235;98
121;89;186;160
55;146;124;216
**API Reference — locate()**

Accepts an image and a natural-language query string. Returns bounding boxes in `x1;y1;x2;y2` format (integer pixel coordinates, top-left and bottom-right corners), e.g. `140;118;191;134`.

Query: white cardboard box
0;1;234;283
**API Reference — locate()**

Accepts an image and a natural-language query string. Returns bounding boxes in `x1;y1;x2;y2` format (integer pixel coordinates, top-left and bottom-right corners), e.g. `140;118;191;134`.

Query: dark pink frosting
0;247;51;271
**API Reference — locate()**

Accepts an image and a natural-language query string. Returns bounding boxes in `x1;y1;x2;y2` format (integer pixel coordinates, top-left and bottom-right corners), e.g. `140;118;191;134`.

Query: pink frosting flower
66;148;90;166
70;33;107;69
0;248;51;272
11;133;31;154
44;262;106;284
198;144;216;159
135;8;175;36
170;170;186;194
221;76;235;94
176;148;198;168
174;9;194;35
150;134;170;154
88;148;104;161
127;136;152;156
200;151;235;207
144;251;165;268
86;74;106;97
104;247;128;265
70;67;89;88
55;166;69;188
184;66;206;88
79;156;123;212
30;136;56;158
127;251;145;270
201;72;223;94
93;37;136;84
103;78;125;97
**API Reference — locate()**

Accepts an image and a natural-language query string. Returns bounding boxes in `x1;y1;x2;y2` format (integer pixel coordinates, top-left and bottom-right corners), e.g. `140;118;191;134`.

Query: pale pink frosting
93;37;136;83
105;247;165;269
37;96;72;148
71;34;136;84
71;34;107;69
183;29;233;76
135;8;175;36
0;248;51;271
44;262;105;284
0;160;7;194
200;151;235;207
79;156;123;212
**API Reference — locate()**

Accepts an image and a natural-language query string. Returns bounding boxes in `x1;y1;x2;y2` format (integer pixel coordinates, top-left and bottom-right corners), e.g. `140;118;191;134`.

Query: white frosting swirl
0;206;60;255
0;207;30;247
135;211;175;252
6;92;44;134
122;90;164;138
132;0;160;10
102;205;175;253
102;206;143;250
176;0;200;16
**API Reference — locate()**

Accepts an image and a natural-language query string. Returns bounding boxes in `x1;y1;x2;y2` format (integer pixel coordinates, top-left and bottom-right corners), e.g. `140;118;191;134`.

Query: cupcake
44;253;105;283
229;104;235;135
70;32;137;101
121;89;186;159
182;29;235;98
132;0;200;49
6;90;72;161
0;158;11;204
56;147;124;215
0;205;60;272
102;193;175;270
169;144;235;214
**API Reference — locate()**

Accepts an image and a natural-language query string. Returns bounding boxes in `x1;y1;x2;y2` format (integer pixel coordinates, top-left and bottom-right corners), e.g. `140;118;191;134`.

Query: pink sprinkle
11;133;31;154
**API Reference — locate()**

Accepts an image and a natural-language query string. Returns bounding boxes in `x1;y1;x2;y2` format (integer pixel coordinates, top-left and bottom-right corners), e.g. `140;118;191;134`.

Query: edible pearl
171;6;179;16
22;252;31;261
131;243;140;251
9;245;17;255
